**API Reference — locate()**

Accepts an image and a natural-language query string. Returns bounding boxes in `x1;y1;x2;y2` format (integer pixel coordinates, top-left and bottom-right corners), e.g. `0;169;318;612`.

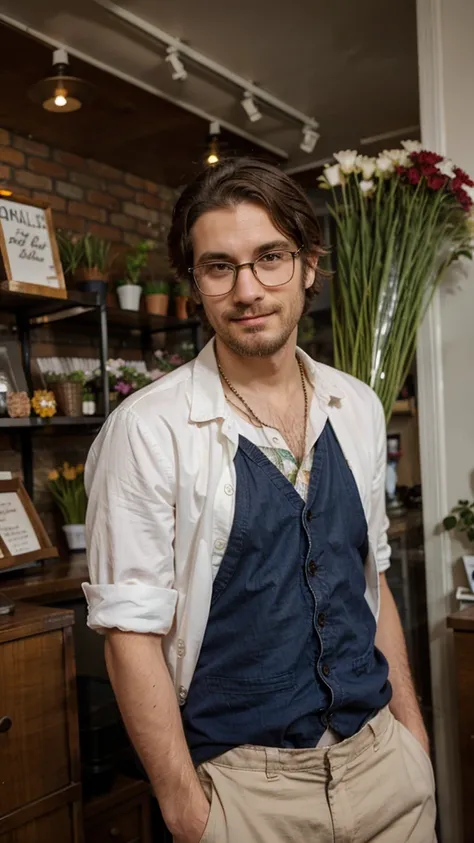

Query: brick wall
0;128;179;275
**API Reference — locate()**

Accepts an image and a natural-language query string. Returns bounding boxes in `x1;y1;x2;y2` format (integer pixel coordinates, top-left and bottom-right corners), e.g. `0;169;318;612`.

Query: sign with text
0;195;66;299
0;479;58;571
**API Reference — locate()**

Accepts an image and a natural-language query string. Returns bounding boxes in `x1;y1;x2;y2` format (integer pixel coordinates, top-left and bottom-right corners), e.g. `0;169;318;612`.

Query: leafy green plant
118;239;154;286
443;500;474;543
175;279;191;296
56;230;84;276
45;370;88;386
143;279;170;295
82;233;111;273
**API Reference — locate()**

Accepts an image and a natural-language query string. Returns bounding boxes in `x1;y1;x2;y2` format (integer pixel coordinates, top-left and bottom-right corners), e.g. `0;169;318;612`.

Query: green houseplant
175;278;190;320
117;239;154;311
56;231;112;293
143;279;170;316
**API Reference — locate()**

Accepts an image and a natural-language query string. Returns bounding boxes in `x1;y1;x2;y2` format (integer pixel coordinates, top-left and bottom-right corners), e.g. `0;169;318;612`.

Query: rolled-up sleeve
82;406;177;634
369;393;391;574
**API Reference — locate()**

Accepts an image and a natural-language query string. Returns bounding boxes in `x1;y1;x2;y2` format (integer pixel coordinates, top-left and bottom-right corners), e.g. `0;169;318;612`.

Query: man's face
190;202;316;358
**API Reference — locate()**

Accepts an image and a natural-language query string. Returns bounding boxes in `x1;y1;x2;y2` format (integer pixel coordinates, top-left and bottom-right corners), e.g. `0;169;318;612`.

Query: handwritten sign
0;479;58;571
0;491;41;556
0;196;66;298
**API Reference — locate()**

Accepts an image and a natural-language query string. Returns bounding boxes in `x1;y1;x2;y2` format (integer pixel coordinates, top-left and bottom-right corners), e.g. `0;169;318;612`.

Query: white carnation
437;158;456;179
334;149;358;174
401;139;423;153
324;163;344;187
356;155;376;180
376;154;395;175
360;179;375;196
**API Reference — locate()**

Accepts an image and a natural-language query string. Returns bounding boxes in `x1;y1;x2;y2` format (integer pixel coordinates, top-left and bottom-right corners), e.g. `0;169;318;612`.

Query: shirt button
322;664;330;677
308;560;317;576
318;613;326;627
178;686;188;705
177;639;186;658
214;538;226;551
224;484;234;496
272;436;279;444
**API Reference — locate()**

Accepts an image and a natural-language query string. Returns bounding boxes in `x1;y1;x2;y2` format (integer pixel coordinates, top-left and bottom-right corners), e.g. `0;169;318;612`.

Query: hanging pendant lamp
28;48;96;113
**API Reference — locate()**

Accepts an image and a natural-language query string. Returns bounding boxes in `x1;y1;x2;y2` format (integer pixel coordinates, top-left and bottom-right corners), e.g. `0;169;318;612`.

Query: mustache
225;305;281;320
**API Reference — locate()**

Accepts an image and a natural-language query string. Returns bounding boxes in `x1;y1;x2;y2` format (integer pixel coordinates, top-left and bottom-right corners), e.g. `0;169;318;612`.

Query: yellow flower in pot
47;463;87;551
143;279;170;316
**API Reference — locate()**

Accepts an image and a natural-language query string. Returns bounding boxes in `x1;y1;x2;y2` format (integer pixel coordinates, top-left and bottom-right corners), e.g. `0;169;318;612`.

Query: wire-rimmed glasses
189;246;303;297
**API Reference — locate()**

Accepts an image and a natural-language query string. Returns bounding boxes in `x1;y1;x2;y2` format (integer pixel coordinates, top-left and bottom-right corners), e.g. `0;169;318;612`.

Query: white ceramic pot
117;284;142;311
82;399;96;416
63;524;86;551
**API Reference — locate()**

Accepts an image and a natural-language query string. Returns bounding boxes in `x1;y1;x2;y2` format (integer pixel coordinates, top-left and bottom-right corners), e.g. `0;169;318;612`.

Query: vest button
308;561;317;576
322;664;330;677
307;510;313;521
318;612;326;627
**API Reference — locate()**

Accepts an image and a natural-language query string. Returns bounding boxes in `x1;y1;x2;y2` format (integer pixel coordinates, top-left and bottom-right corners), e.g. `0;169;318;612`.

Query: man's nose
232;265;264;305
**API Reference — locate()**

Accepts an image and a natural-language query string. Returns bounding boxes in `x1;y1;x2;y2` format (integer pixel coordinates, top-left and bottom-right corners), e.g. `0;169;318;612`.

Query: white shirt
83;339;390;706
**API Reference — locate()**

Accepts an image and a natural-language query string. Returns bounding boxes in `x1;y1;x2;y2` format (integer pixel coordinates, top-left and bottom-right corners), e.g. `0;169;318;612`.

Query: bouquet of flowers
47;462;87;525
319;141;474;419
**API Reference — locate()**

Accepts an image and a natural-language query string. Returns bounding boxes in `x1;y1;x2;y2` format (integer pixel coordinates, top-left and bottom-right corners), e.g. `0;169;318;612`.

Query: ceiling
0;0;420;187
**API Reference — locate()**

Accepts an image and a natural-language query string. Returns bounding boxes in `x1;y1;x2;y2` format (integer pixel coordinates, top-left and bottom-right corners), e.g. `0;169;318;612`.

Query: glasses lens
194;262;235;296
254;251;295;287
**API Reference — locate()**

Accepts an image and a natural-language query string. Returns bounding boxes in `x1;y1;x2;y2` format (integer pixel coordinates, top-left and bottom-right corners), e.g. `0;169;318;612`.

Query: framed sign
0;478;58;571
0;195;66;299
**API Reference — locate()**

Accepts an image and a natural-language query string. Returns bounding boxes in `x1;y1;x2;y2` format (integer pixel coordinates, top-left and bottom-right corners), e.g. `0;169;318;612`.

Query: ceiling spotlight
206;121;221;166
166;47;188;81
241;91;262;123
300;126;320;154
28;48;95;113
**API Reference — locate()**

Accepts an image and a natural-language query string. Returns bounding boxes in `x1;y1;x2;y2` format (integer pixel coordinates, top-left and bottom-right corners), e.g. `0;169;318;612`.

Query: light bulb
207;152;219;165
54;89;68;108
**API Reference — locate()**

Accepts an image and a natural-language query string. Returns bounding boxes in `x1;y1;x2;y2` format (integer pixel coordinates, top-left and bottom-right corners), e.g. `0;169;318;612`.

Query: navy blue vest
182;421;392;766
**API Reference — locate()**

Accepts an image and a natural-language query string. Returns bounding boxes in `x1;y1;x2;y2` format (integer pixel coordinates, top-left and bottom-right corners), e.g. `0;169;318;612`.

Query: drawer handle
0;716;12;733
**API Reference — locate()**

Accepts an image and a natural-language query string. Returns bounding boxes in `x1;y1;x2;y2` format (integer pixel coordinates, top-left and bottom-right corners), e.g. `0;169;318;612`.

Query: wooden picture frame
0;478;58;571
0;194;66;299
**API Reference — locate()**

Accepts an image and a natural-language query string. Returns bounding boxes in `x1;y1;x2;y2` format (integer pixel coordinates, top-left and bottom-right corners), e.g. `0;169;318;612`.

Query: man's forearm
105;630;207;838
375;574;429;753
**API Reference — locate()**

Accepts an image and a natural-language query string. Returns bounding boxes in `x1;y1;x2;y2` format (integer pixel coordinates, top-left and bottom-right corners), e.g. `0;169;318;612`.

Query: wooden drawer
0;629;71;815
0;805;74;843
86;805;141;843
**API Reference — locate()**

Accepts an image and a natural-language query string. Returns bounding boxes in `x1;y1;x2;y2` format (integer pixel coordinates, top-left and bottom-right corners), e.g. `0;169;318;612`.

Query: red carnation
427;173;447;190
421;164;438;177
418;150;444;166
407;167;421;185
456;188;473;210
454;166;474;187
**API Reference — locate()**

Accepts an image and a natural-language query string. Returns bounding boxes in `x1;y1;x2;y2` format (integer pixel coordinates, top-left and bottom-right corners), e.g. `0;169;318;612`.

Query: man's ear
304;255;319;290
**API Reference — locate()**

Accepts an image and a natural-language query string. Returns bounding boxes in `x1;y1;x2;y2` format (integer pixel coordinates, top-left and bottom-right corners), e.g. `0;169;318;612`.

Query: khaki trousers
196;708;436;842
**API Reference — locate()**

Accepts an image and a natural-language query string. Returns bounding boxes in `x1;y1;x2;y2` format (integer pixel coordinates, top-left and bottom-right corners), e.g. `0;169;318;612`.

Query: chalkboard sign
0;195;66;299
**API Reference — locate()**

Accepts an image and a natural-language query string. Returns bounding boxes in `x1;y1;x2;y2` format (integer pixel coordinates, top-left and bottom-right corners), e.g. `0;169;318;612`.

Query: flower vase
63;524;86;551
117;284;142;311
145;294;169;316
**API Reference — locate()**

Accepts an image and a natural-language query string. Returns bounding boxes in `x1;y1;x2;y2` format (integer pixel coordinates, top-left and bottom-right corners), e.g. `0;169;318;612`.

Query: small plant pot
145;294;169;316
117;284;142;311
53;382;83;417
63;524;86;552
175;296;189;320
75;268;108;297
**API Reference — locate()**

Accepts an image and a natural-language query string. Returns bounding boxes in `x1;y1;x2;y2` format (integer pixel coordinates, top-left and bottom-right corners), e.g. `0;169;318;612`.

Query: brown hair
168;157;324;314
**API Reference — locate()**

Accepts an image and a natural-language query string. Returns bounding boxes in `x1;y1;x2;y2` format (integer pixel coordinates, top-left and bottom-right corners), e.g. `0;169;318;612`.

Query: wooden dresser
0;603;83;842
447;606;474;843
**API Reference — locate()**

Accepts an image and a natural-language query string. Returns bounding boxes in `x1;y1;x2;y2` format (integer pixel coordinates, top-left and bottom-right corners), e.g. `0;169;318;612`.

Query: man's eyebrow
195;239;292;265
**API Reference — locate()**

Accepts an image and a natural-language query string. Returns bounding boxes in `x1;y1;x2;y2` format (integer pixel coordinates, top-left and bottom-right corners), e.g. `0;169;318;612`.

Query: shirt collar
190;338;346;424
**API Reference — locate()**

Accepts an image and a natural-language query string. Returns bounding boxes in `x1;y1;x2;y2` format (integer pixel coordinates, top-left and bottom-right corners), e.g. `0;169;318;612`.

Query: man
84;158;436;843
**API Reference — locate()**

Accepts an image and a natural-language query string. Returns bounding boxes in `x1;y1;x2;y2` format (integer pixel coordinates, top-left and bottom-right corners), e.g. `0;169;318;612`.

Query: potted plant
143;280;170;316
47;463;87;551
117;240;154;311
45;370;88;417
56;232;112;294
444;499;474;591
174;279;190;320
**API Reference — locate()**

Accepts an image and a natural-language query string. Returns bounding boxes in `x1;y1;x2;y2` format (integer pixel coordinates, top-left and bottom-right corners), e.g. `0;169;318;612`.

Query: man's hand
170;786;211;843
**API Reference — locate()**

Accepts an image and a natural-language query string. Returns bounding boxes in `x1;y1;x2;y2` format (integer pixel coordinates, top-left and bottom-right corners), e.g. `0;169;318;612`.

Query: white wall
417;1;474;840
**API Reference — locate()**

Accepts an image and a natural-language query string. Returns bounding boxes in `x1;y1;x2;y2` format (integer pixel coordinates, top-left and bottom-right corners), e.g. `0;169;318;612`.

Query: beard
207;278;307;358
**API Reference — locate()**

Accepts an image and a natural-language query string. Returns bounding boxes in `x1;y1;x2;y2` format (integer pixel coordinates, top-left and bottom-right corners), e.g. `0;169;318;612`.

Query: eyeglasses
189;246;303;297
